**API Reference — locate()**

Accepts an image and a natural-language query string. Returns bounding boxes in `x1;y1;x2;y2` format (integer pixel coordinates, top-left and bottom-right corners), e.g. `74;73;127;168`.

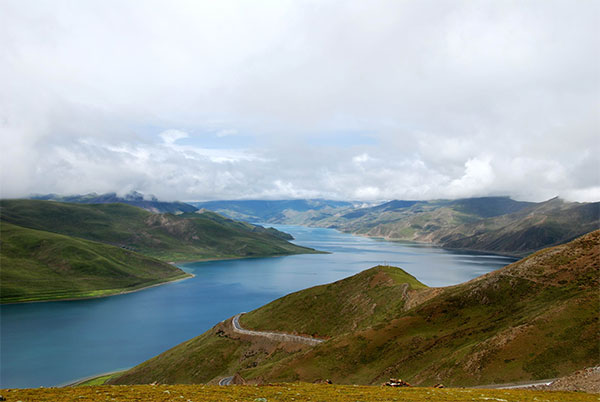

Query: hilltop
110;230;599;387
0;200;318;302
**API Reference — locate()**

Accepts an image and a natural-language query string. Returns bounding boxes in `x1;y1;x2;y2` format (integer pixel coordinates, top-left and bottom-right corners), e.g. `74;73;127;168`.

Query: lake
0;225;516;388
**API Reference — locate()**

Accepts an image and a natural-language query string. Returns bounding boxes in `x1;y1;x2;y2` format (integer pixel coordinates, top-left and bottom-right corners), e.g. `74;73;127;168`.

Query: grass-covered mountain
326;197;599;256
0;199;318;302
111;230;599;387
0;222;190;303
0;199;317;262
32;191;198;214
197;196;599;256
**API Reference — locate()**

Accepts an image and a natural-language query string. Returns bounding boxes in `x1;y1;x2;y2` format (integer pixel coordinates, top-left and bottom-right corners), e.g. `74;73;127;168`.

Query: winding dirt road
231;313;324;346
219;313;324;385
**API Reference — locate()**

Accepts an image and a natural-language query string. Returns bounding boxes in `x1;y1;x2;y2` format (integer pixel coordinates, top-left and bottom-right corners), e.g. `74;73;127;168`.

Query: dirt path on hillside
231;313;324;346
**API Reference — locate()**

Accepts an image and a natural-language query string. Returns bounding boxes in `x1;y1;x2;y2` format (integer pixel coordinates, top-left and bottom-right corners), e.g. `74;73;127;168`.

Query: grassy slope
249;230;599;386
0;199;317;262
110;266;426;385
3;384;597;402
0;222;190;303
111;231;599;387
240;266;427;338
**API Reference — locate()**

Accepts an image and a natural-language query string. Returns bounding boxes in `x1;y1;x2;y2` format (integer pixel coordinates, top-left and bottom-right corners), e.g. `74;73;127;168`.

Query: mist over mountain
31;191;198;214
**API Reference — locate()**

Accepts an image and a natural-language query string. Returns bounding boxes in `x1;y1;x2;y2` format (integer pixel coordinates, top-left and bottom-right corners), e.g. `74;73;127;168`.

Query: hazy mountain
189;199;355;223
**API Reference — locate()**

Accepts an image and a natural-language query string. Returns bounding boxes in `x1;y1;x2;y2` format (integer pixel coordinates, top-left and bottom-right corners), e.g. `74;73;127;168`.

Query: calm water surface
0;225;516;388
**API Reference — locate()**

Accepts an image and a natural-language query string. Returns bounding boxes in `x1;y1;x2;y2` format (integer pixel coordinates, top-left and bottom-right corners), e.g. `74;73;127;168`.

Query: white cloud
160;129;189;144
352;153;372;164
0;0;598;202
448;157;495;198
216;129;237;138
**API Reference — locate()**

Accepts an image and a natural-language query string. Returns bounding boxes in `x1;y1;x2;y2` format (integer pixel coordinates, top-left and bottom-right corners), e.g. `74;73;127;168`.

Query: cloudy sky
1;0;598;202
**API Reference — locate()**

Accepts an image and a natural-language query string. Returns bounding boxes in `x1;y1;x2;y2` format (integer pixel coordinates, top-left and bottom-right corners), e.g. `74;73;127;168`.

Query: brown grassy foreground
1;383;596;402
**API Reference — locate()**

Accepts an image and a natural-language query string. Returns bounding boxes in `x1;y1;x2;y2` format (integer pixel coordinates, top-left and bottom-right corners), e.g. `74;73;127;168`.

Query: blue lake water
0;225;516;388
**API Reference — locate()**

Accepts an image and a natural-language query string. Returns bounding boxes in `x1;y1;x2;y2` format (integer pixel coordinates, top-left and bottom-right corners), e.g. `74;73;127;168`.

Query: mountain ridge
193;196;599;256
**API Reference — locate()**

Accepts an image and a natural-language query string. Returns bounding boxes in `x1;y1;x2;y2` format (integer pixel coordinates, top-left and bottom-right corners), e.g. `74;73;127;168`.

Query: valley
0;224;515;388
195;197;600;256
3;1;598;399
109;230;599;388
1;197;597;394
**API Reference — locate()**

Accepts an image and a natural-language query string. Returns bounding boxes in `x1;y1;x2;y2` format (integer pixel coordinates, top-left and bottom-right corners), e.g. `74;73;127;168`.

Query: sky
1;0;599;202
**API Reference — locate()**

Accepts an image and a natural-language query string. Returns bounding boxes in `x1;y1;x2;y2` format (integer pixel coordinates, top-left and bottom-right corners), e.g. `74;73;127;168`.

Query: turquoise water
0;225;515;388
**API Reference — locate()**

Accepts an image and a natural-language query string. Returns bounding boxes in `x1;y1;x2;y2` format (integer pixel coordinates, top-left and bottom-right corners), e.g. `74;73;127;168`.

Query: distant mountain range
0;199;318;303
111;230;600;387
190;199;355;222
32;191;198;214
196;196;600;256
25;194;600;256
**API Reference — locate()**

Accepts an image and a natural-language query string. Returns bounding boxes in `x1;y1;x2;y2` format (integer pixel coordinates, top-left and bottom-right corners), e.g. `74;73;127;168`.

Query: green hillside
0;222;190;303
0;199;318;262
240;265;427;338
111;230;599;387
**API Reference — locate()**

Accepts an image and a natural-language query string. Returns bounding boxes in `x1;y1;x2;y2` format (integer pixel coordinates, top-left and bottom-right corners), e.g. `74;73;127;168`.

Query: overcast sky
1;0;598;202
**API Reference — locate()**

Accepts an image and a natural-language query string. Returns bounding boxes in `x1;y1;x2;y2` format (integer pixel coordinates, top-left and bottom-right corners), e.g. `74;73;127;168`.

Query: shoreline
325;227;526;259
2;248;326;305
2;247;326;305
1;273;194;305
60;368;129;387
171;249;328;266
